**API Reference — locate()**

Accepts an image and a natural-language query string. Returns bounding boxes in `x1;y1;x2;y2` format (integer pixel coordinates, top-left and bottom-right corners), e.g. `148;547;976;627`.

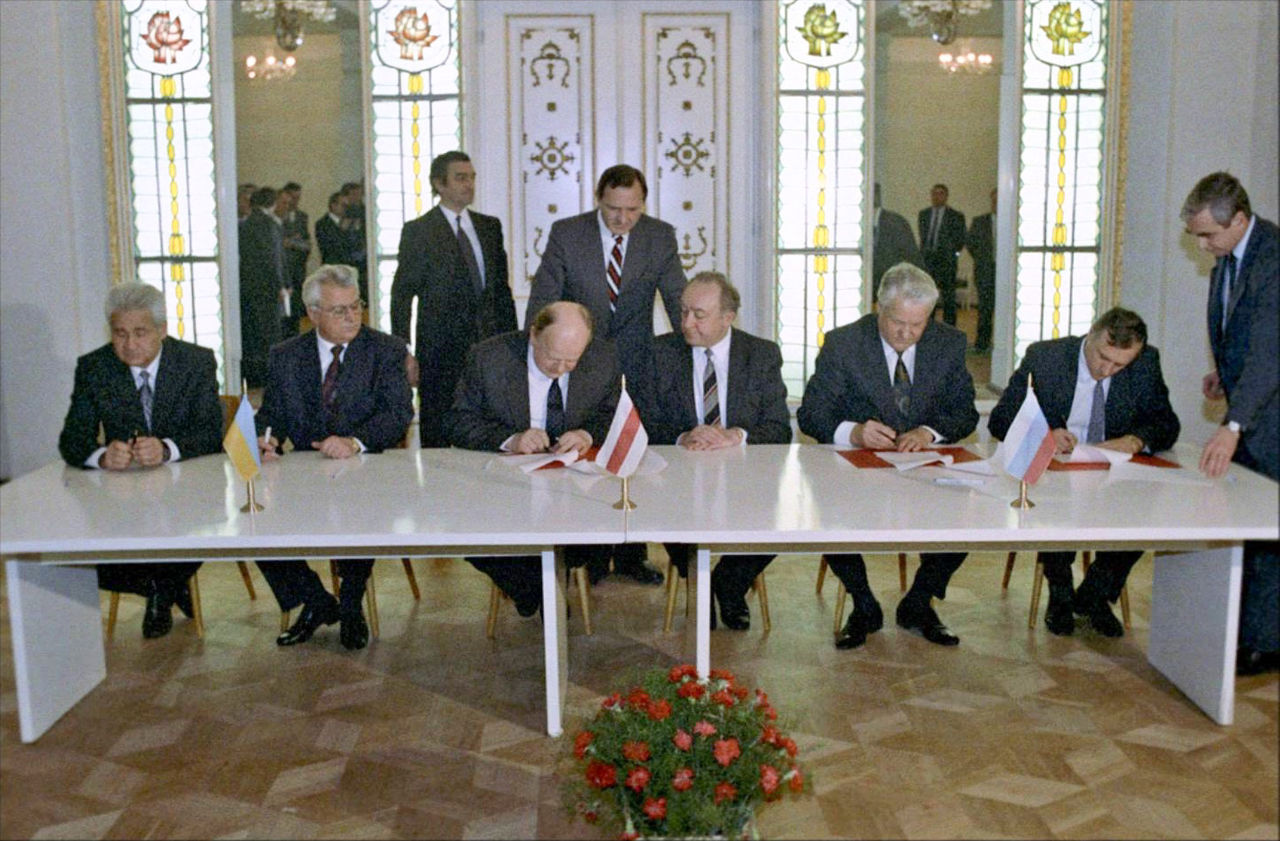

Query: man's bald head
530;302;594;378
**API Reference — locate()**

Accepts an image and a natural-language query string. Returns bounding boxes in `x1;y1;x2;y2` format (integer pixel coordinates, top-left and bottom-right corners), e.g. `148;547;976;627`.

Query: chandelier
239;0;336;51
938;46;995;74
898;0;993;46
244;52;297;82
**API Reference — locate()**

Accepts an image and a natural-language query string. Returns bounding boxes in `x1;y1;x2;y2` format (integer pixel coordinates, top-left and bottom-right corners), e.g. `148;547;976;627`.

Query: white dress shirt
500;343;572;451
1066;341;1111;444
315;333;365;452
85;347;180;468
686;332;747;446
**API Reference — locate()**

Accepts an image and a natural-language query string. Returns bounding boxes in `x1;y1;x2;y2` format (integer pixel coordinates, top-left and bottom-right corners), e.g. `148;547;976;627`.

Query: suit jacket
315;213;351;266
526;211;686;416
966;212;995;274
254;326;414;453
281;209;311;316
239;208;285;385
648;329;792;446
987;335;1180;453
797;314;977;444
1209;215;1279;479
445;330;620;452
872;208;922;295
59;337;223;467
918;206;967;276
390;205;517;445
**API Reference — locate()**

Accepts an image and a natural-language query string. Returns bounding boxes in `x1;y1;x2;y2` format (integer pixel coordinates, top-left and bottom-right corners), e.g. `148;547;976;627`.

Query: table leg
1147;546;1242;725
6;561;106;742
541;548;567;737
696;547;711;677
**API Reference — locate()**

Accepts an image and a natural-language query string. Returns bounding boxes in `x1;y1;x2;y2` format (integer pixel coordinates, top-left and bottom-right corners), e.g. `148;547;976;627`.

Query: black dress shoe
896;598;960;646
1074;594;1123;637
142;587;174;639
515;593;541;618
339;611;369;650
1045;584;1075;636
835;613;869;649
277;598;339;646
717;596;750;631
616;562;664;586
172;581;195;619
1237;646;1280;676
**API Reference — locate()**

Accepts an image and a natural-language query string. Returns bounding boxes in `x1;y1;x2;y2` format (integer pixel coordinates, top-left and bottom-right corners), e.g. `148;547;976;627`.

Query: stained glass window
367;0;461;331
120;0;223;378
776;0;867;398
1015;0;1109;359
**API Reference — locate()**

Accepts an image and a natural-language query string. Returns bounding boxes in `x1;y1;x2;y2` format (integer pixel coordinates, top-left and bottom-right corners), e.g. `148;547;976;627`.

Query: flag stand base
1009;480;1034;509
240;480;264;513
612;476;636;511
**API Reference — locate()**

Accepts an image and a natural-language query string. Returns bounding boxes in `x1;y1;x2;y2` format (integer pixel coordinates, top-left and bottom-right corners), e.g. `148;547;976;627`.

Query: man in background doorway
872;182;921;305
966;188;998;352
918;183;966;326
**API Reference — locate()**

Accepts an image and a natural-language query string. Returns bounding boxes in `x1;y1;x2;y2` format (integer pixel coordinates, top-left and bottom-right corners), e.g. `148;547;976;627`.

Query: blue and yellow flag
222;395;261;482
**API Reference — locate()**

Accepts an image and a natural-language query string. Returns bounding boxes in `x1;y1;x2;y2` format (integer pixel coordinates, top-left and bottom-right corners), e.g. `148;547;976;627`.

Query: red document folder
837;446;983;469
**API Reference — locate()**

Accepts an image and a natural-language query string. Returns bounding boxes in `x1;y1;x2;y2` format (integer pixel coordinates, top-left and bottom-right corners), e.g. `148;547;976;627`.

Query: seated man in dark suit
58;282;223;638
445;302;619;615
988;308;1180;637
650;272;792;630
255;264;414;650
798;263;978;650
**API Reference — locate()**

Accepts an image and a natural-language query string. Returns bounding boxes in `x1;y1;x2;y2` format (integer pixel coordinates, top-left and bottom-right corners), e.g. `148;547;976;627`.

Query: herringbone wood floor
1;551;1276;840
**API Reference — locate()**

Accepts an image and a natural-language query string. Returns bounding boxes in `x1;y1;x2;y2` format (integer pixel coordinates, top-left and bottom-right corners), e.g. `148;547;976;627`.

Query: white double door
464;0;768;332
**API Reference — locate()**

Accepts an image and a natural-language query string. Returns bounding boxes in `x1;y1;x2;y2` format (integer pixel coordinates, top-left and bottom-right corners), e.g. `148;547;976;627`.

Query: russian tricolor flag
1000;386;1054;485
594;383;648;478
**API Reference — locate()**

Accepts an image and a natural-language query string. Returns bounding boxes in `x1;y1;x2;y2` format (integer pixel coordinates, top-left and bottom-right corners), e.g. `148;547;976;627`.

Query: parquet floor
1;551;1276;840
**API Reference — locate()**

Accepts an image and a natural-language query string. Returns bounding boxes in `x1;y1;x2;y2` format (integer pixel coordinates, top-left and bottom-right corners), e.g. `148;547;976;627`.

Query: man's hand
313;435;360;459
1199;426;1239;478
1097;434;1144;455
1051;428;1077;455
1202;370;1224;399
258;434;281;462
131;436;167;468
99;440;133;470
895;427;934;452
510;428;552;454
679;424;742;450
553;429;592;456
853;419;897;449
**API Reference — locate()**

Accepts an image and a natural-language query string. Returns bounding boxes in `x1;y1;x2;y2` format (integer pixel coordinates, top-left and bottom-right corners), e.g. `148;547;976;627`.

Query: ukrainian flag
222;395;261;482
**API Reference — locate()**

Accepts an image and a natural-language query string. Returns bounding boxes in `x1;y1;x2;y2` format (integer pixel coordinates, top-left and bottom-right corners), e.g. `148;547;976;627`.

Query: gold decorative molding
96;0;133;287
1105;0;1132;305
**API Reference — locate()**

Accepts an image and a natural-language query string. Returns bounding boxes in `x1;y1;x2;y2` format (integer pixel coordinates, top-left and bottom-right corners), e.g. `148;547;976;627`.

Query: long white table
625;443;1279;725
0;449;626;742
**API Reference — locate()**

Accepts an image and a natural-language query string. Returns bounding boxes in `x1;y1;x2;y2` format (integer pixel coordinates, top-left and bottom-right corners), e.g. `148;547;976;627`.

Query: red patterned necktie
322;344;342;412
606;235;623;311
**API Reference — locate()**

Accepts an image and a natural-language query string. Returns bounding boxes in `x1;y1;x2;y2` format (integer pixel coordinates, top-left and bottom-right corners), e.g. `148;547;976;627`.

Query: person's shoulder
357;325;412;353
922;319;968;349
550;210;595;233
471;208;503;227
272;330;314;358
162;336;216;362
731;326;780;354
654;330;688;352
635;214;676;238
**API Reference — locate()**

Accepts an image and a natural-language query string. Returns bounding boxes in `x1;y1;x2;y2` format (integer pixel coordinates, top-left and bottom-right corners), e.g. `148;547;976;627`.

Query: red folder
837;446;982;469
533;445;602;470
1047;452;1180;471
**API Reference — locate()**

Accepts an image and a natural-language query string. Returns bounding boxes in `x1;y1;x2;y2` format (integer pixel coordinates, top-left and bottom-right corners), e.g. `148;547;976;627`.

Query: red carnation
673;729;693;750
627;687;651;709
755;689;770;707
602;692;623;710
647;698;672;721
693;720;717;738
760;725;781;746
732;684;749;700
642;796;667;820
677;681;705;700
762;705;778;721
709;668;735;684
574;730;594;758
711;689;736;707
714;781;737;804
672;767;694;791
625;766;652;792
586;760;617;789
760;764;781;795
782;737;798;757
789;769;804;793
668;664;698;683
620;832;639;841
622;741;651;762
713;737;741;767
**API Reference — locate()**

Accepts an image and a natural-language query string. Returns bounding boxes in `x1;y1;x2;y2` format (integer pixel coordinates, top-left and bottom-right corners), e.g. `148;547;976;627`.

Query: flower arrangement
562;664;808;839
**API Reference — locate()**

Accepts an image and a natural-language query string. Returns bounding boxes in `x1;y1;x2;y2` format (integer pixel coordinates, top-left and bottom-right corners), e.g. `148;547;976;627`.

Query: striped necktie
606;235;623;311
702;348;720;426
138;370;153;432
1221;253;1237;331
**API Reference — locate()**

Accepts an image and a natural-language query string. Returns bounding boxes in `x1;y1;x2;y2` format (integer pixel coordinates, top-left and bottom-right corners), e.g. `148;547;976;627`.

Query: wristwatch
1225;420;1242;434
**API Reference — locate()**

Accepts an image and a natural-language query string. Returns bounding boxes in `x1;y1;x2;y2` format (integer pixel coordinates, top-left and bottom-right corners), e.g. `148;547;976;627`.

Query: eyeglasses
312;301;365;317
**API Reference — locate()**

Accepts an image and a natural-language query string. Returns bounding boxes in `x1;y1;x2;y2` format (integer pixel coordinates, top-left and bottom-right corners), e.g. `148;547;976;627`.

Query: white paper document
1054;443;1132;465
501;451;585;473
877;450;955;471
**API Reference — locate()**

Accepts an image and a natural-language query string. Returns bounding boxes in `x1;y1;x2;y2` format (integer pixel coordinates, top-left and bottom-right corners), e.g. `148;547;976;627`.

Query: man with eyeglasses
254;264;414;650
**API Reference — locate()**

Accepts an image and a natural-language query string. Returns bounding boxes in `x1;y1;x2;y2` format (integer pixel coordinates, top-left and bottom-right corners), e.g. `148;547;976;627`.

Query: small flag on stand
1000;385;1054;485
222;395;261;482
594;382;648;478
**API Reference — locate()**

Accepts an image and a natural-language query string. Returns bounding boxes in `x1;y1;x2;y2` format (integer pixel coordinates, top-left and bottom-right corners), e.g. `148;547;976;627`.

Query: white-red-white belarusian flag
594;383;648;478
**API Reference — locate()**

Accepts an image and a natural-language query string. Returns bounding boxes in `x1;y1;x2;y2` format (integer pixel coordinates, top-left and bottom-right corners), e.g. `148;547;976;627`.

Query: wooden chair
1004;551;1132;629
663;559;771;633
486;566;594;637
106;573;204;640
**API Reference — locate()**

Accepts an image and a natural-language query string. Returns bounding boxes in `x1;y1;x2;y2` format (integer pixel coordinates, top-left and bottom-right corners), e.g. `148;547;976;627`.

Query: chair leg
898;553;908;592
365;569;379;639
1028;560;1045;629
329;560;340;597
833;581;847;635
816;555;828;594
486;582;502;639
753;573;771;633
189;573;205;639
280;610;291;632
402;558;421;600
1002;551;1016;590
1119;585;1132;629
573;566;593;636
663;566;680;633
106;591;120;641
236;561;257;600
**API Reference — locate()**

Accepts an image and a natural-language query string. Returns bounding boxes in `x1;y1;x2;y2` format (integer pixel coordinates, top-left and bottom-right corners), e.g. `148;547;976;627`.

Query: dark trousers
586;542;650;580
923;253;958;325
1234;445;1279;651
664;544;773;603
256;559;372;613
468;545;611;604
97;562;200;597
827;552;967;605
1039;550;1141;603
974;263;995;349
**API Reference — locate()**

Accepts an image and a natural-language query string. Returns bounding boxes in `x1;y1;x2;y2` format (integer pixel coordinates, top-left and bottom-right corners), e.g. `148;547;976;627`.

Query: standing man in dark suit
58;282;223;638
872;182;921;304
526;164;686;584
799;263;978;649
278;182;310;336
918;183;967;326
1182;172;1279;675
651;272;792;630
966;188;998;352
255;265;414;650
315;192;352;267
445;302;618;614
988;308;1181;637
392;151;517;448
239;186;285;387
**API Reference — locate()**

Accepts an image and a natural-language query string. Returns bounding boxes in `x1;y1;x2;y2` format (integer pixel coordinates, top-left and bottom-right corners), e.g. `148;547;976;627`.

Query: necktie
1086;379;1106;443
138;370;153;432
702;348;720;426
606;235;623;311
1221;253;1237;331
546;379;565;440
893;353;911;420
456;215;483;295
322;344;342;412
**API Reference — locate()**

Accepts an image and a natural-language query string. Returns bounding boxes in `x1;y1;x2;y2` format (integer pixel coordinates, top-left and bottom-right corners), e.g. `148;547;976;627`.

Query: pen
264;426;273;454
